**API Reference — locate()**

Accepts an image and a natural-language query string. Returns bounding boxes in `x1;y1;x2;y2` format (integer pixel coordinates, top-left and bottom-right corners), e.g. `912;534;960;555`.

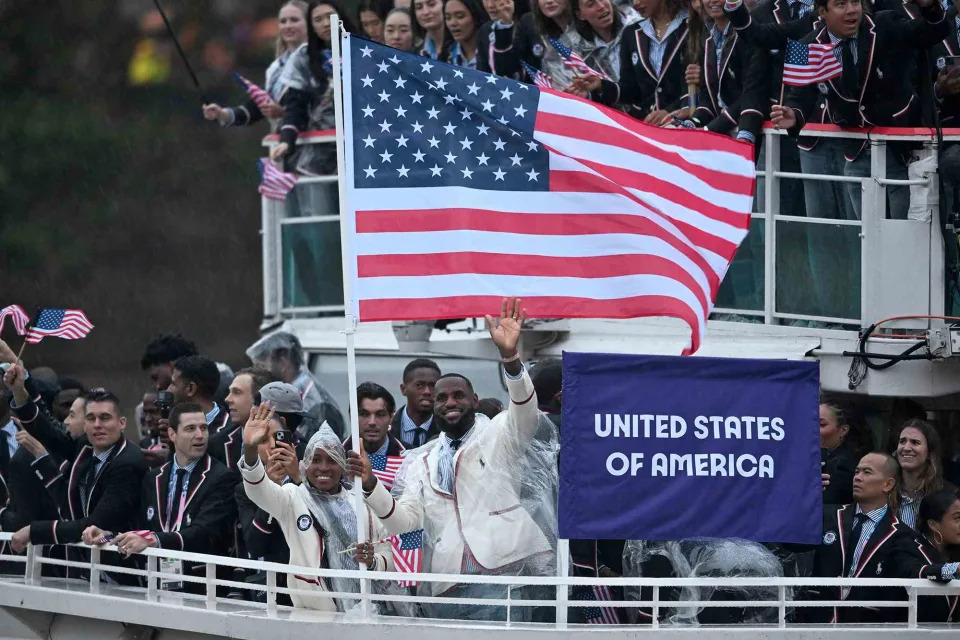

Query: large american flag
369;453;403;491
0;305;30;335
24;309;93;344
574;585;620;624
233;72;276;108
258;158;298;201
782;40;842;86
390;529;423;587
341;38;754;354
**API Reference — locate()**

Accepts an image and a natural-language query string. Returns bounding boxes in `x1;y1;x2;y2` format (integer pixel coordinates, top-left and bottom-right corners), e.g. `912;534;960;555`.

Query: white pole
331;14;370;617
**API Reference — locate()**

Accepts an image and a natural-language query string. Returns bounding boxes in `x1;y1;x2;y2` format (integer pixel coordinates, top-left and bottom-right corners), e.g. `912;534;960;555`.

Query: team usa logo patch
938;56;947;70
817;82;829;95
632;52;639;66
297;514;313;531
146;507;155;520
532;43;544;57
823;531;836;545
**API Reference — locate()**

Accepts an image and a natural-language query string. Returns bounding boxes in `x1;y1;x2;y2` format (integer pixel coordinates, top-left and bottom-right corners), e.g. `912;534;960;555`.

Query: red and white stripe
259;158;298;201
0;305;29;335
235;73;276;109
391;536;422;587
564;51;605;79
343;55;754;354
371;455;404;491
782;43;842;86
25;310;93;344
589;585;620;625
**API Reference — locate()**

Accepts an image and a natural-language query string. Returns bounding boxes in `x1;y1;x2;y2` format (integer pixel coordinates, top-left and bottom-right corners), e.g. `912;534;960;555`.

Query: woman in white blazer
240;408;395;612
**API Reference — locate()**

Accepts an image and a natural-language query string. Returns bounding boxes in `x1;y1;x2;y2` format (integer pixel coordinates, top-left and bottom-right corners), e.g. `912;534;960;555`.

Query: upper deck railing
2;532;959;634
260;125;958;337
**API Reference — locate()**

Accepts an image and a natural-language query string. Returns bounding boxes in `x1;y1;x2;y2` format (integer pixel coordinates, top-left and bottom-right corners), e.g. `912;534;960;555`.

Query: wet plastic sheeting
622;538;790;625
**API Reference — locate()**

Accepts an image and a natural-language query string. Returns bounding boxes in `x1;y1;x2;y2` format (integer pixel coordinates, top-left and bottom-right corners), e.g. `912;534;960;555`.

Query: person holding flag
202;1;308;129
343;382;406;491
758;0;950;221
347;298;559;622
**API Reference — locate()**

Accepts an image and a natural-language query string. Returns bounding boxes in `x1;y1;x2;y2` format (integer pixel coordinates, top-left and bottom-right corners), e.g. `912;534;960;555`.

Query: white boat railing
3;533;959;630
260;125;958;336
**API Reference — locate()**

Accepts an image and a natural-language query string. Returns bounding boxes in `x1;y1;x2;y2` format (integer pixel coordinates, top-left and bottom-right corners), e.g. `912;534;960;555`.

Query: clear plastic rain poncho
622;538;790;625
298;424;418;616
390;408;560;613
246;331;346;439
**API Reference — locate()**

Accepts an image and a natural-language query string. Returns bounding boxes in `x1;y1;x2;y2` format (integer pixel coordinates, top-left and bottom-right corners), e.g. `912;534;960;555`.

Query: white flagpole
331;14;370;616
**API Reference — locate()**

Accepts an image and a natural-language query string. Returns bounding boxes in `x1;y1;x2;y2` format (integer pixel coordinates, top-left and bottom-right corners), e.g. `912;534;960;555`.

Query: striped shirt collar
205;403;221;425
91;443;117;464
854;503;888;524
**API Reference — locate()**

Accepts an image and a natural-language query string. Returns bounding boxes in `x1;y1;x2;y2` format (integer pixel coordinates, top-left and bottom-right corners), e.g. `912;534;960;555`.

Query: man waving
348;297;554;622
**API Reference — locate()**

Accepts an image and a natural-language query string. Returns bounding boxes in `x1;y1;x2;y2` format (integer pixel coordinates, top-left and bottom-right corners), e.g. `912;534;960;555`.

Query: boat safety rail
2;533;959;629
259;125;955;331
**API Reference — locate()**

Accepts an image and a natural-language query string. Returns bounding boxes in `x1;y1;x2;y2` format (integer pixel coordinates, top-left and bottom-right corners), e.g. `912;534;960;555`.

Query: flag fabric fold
390;529;423;586
781;39;842;86
257;158;298;201
24;309;93;344
341;38;755;354
233;72;277;108
0;305;30;335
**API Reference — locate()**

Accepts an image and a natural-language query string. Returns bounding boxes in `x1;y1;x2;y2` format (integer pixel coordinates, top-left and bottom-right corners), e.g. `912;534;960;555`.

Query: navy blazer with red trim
139;453;237;554
11;394;147;546
806;503;937;623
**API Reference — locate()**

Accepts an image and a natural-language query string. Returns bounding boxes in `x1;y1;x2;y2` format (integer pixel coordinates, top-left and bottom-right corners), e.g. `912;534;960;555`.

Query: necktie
841;39;860;99
79;458;100;515
789;1;802;19
415;427;427;448
167;469;187;531
845;513;868;576
440;439;462;493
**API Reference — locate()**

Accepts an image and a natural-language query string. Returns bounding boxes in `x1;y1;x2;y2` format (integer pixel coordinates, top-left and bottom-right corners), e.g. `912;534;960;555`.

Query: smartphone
274;430;291;445
155;391;175;419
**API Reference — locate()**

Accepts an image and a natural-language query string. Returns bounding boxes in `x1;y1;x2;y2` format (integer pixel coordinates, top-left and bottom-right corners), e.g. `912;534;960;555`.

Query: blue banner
558;352;822;544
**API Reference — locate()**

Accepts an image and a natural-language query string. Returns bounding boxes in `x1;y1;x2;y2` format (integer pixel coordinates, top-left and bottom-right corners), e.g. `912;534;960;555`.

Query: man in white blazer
348;297;554;621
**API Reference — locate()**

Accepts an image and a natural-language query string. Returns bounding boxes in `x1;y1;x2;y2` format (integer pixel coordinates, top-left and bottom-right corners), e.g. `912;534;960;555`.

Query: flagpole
331;14;371;617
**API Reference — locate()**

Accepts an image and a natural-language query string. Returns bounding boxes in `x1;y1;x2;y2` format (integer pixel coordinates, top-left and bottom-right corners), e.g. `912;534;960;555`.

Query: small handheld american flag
391;529;423;587
574;585;620;624
369;453;404;491
24;309;93;344
0;305;30;335
257;158;298;201
782;40;842;86
522;61;553;89
548;37;606;79
233;72;277;109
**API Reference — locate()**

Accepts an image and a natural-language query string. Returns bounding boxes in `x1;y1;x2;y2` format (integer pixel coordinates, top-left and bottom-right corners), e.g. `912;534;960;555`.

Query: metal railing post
652;585;660;629
24;544;37;585
861;139;887;326
763;129;780;325
907;586;918;629
266;570;278;616
506;584;513;626
147;554;158;601
206;562;216;608
89;547;101;594
555;538;569;629
778;585;786;628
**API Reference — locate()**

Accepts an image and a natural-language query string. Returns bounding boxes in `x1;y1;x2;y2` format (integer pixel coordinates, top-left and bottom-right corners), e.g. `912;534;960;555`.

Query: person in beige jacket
240;408;394;612
348;297;557;621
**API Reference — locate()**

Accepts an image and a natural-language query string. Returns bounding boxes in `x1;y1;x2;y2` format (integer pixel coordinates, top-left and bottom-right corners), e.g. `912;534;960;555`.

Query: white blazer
366;368;552;595
240;457;393;611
